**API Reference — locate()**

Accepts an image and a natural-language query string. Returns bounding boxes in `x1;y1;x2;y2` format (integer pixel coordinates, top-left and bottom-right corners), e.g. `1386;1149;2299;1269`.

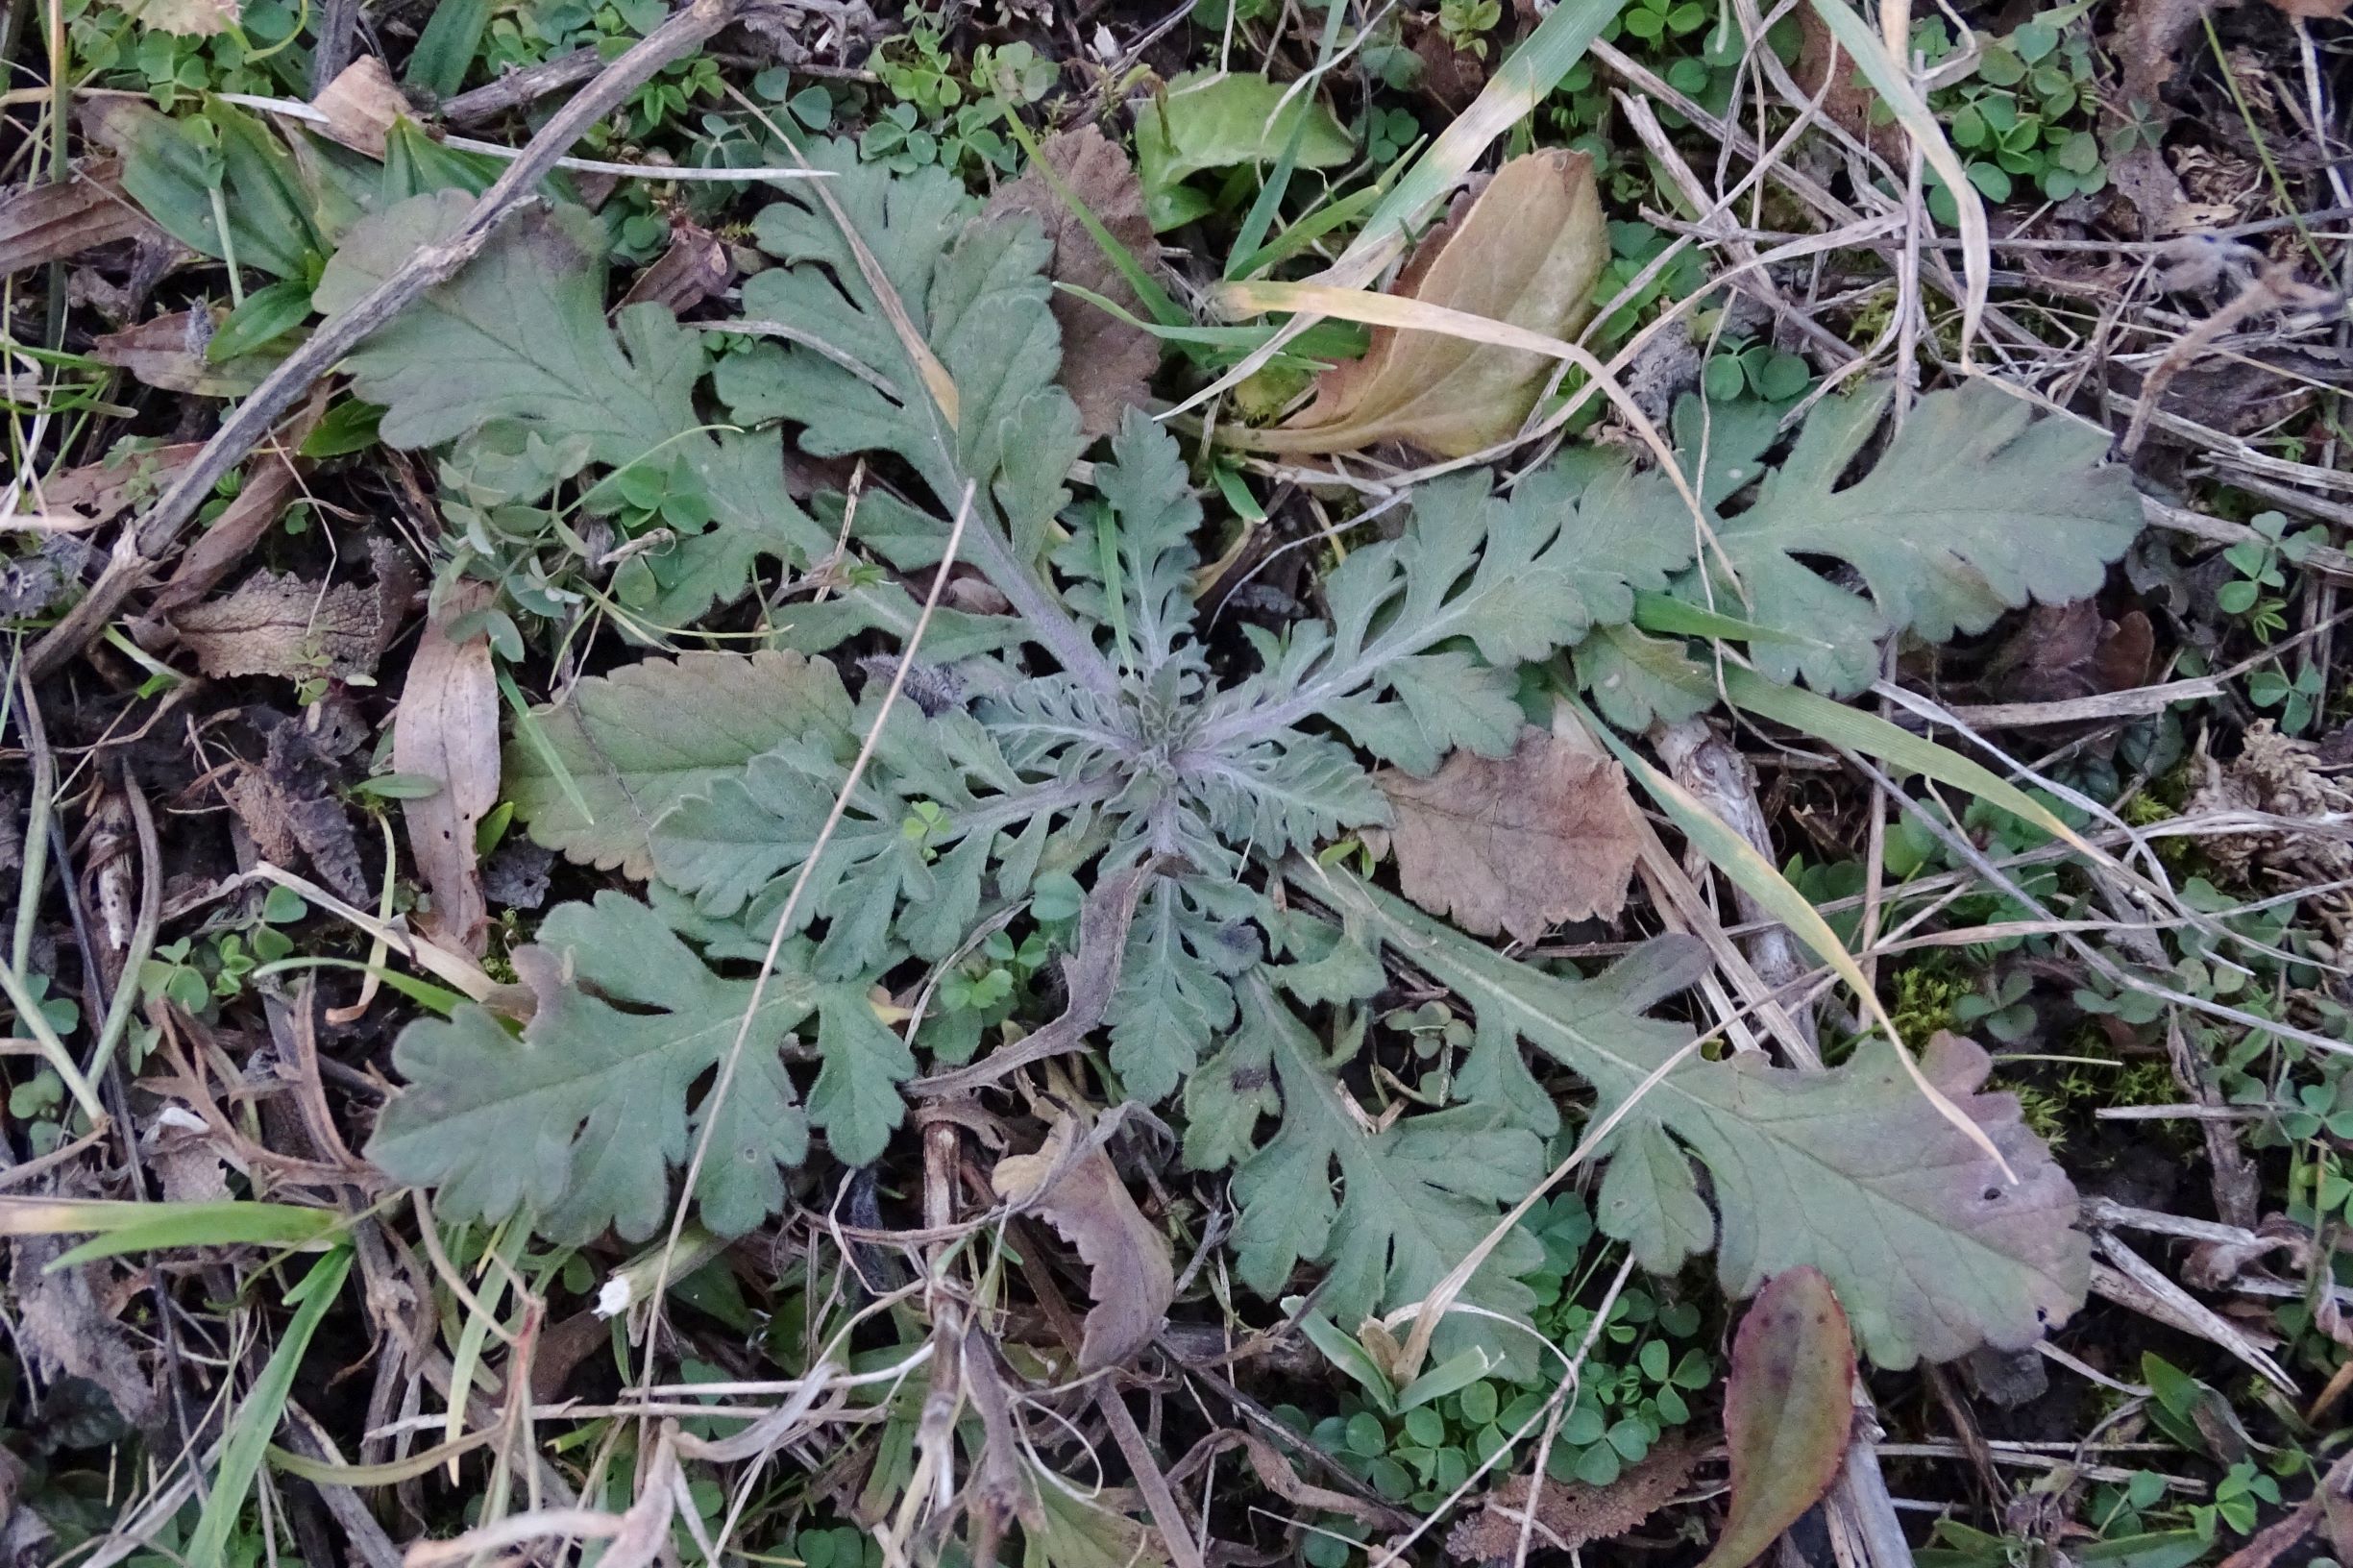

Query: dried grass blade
1806;0;1987;364
1576;698;2018;1180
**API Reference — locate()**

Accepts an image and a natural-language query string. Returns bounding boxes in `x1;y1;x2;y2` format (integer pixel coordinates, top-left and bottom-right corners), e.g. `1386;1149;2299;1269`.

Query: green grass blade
1224;180;1391;282
1227;0;1355;275
189;1248;354;1568
0;1197;346;1266
499;667;591;824
1632;590;1821;647
404;0;492;97
999;113;1189;328
1716;666;2097;860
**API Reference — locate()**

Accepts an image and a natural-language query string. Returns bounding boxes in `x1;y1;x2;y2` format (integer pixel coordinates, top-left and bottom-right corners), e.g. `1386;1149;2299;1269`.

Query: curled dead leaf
1988;600;2156;707
13;1235;158;1432
618;220;734;317
991;1113;1174;1372
982;126;1164;438
1232;149;1605;458
395;583;501;956
312;56;412;159
1376;724;1641;943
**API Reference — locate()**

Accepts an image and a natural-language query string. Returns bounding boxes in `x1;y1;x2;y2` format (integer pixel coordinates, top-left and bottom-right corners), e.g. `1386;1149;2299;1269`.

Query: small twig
2120;263;2342;457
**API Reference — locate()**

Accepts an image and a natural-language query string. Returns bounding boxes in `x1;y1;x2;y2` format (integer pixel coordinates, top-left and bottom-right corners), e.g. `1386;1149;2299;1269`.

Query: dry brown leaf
144;1105;232;1202
144;455;306;624
1988;600;2156;706
1376;724;1640;943
2104;0;2238;233
92;308;275;397
312;55;411;158
1405;16;1486;113
110;0;240;35
1698;1268;1856;1568
395;583;500;956
981;126;1163;438
1240;149;1605;458
33;440;202;531
1446;1438;1700;1559
0;159;159;279
170;538;410;682
991;1113;1174;1371
222;719;368;903
618;220;735;316
1793;8;1905;160
12;1236;158;1430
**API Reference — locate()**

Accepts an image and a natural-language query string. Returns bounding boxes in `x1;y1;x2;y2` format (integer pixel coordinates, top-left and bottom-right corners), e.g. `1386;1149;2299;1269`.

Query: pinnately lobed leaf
1318;871;2090;1367
316;190;831;625
366;892;910;1242
505;650;855;879
341;147;2131;1369
1688;381;2144;694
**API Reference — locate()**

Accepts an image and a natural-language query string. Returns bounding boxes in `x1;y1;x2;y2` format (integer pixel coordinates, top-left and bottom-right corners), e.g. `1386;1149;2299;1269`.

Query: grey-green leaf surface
369;893;831;1241
713;142;1104;681
316;191;831;625
1189;974;1545;1338
1316;870;2091;1367
506;650;855;879
1688;381;2142;694
1205;460;1695;772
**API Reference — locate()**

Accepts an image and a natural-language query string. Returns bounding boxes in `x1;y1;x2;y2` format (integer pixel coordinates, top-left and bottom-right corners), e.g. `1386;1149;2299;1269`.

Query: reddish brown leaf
1699;1267;1856;1568
1990;600;2155;706
394;583;500;955
1446;1437;1700;1559
1376;724;1640;943
92;308;276;397
618;221;734;317
982;127;1163;438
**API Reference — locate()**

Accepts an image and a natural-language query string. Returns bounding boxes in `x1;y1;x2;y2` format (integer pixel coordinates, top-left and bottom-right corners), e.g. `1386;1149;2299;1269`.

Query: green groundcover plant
320;139;2145;1369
